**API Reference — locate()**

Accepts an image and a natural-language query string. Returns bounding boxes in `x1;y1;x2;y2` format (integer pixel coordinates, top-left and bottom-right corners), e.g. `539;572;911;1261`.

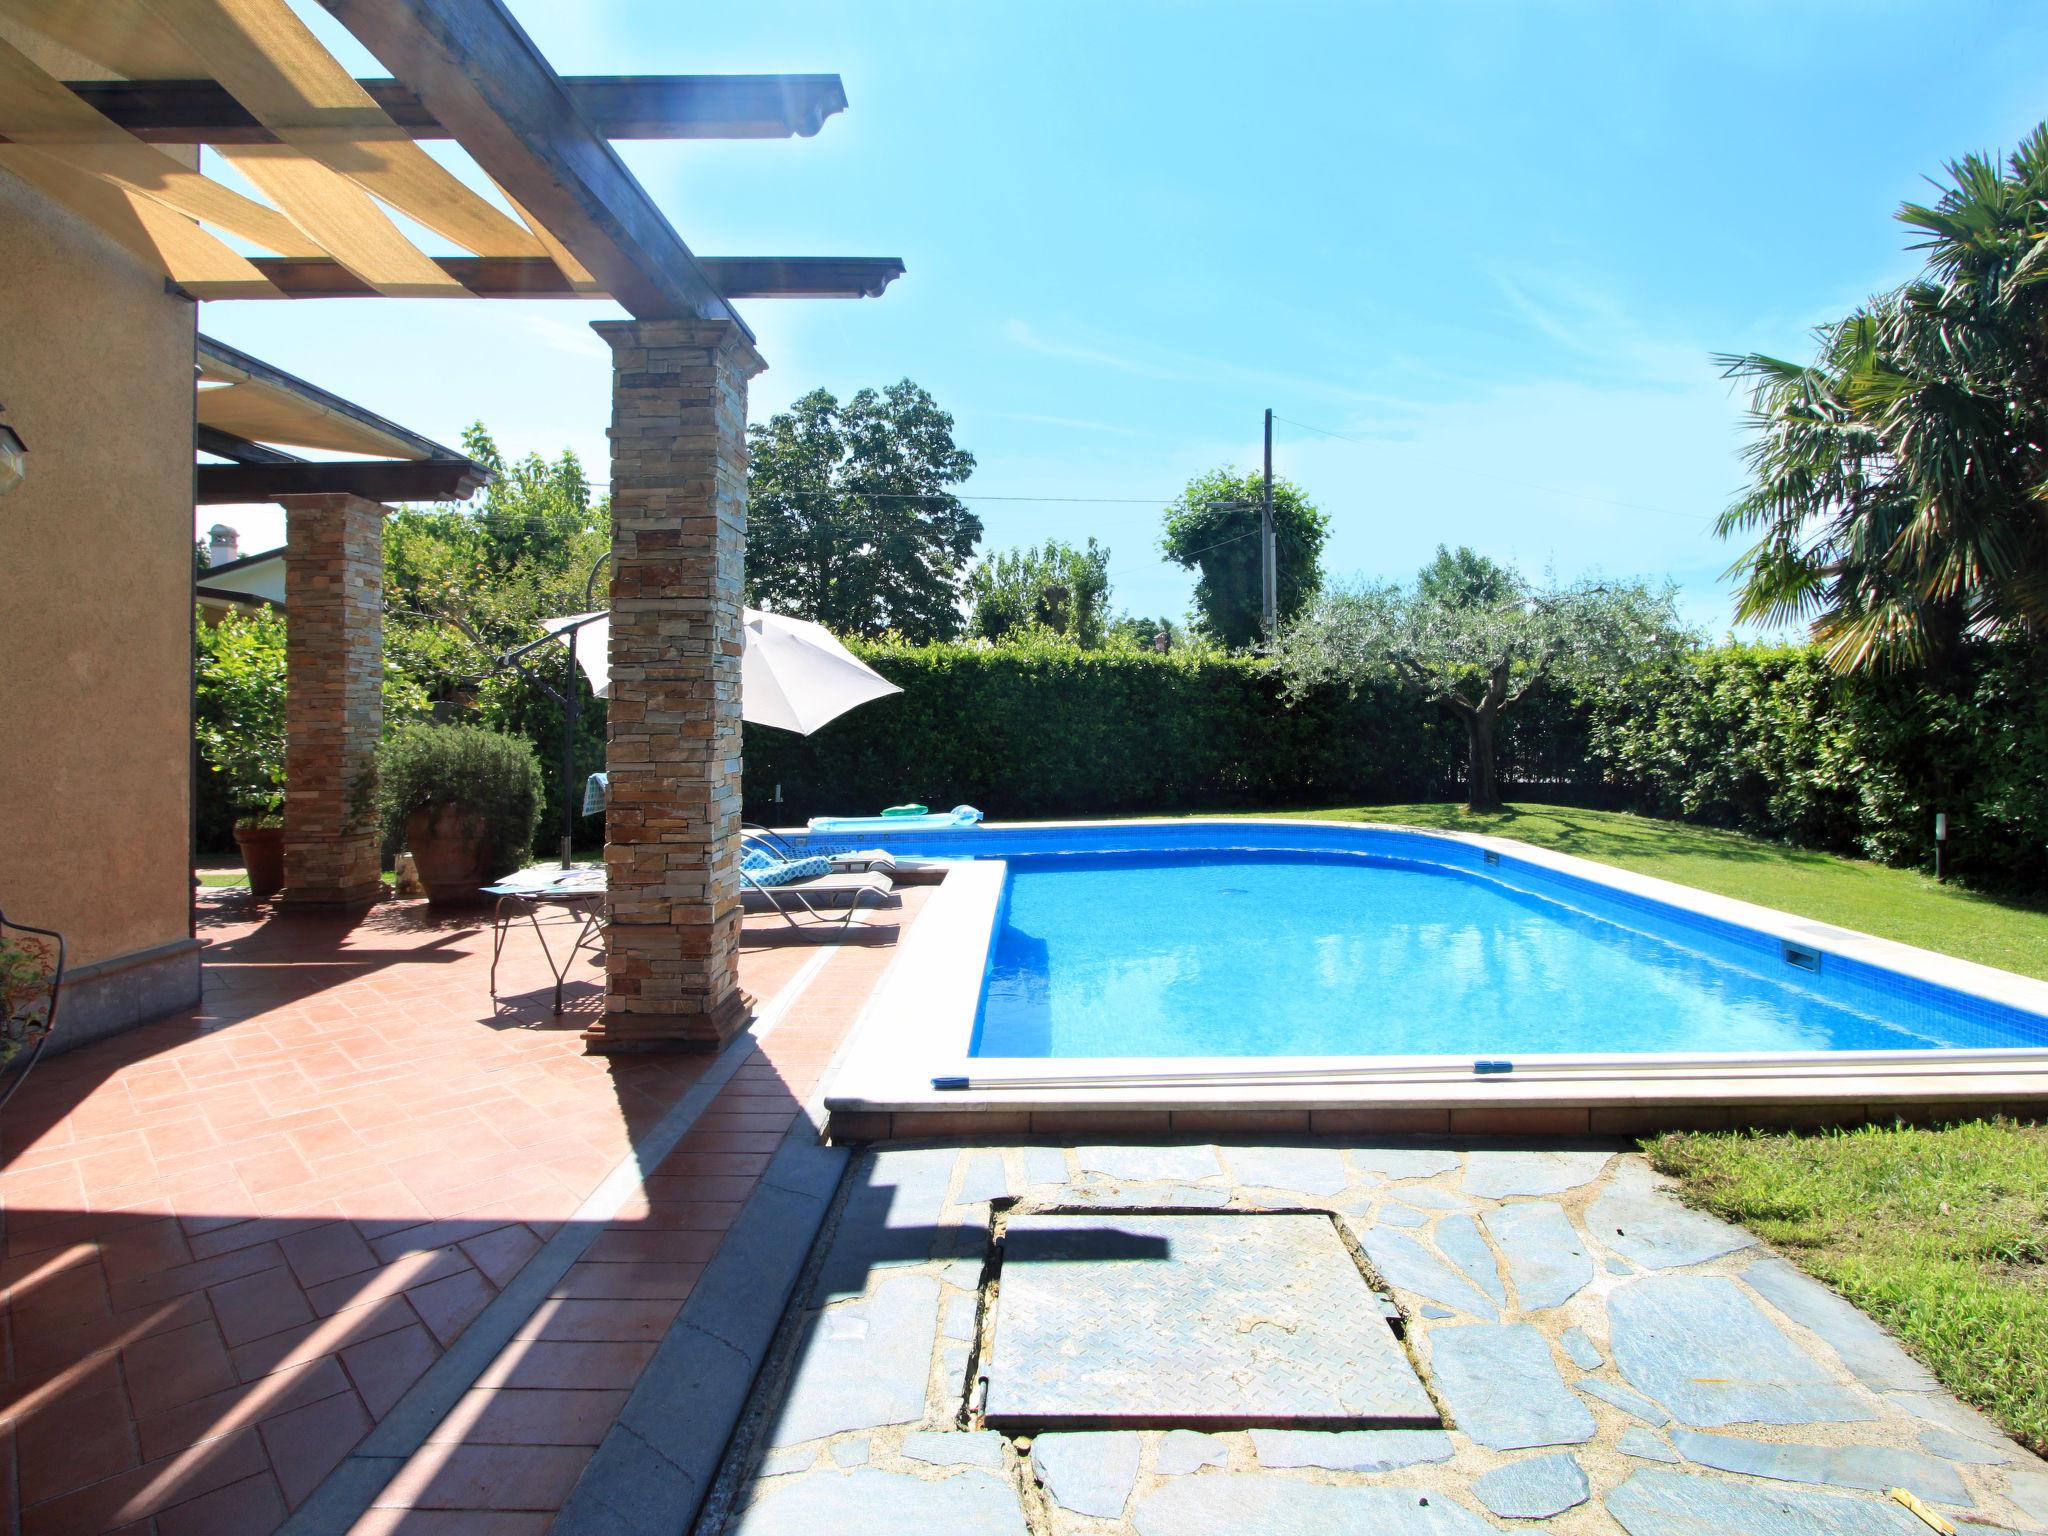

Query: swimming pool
969;848;2048;1059
814;819;2048;1132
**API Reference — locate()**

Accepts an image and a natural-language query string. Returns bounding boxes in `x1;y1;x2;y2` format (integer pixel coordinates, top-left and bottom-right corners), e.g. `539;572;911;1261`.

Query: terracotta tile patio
0;887;922;1534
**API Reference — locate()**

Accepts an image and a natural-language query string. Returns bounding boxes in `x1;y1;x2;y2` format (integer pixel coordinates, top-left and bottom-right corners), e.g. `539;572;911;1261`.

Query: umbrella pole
561;626;579;870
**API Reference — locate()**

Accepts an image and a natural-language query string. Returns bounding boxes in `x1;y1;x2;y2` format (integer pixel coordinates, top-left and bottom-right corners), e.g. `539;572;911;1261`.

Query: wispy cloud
971;407;1153;438
519;315;612;362
1489;270;1716;391
1000;319;1410;410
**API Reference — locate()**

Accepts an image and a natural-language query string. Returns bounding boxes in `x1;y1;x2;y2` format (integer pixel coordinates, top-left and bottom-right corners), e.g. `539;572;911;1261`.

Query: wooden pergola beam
315;0;741;325
197;423;301;464
241;254;905;300
51;74;849;144
197;458;488;504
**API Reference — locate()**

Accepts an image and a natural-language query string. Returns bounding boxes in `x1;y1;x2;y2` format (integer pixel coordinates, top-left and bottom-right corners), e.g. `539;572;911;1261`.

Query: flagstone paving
710;1141;2048;1536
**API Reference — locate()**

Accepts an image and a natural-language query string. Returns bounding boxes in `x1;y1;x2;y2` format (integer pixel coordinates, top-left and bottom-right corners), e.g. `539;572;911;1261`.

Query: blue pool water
959;847;2048;1060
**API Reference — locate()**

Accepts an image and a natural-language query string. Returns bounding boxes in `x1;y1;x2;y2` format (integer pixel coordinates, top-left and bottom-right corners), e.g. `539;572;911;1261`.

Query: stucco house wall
0;172;202;1047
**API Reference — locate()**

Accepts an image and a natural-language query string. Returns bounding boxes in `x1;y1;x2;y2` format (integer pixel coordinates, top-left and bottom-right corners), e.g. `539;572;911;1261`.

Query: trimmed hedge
741;638;1597;823
1589;641;2048;890
742;635;2048;893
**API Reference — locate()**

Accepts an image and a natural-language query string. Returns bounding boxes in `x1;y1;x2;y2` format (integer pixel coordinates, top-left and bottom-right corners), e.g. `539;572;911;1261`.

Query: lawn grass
1262;802;2048;981
1647;1120;2048;1455
197;870;396;888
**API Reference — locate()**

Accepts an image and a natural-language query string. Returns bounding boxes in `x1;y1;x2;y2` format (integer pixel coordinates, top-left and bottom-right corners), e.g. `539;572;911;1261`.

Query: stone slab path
714;1142;2048;1536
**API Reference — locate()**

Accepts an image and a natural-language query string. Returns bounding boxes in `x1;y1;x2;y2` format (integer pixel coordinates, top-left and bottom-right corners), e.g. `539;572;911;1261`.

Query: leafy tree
1719;124;2048;673
965;538;1112;646
461;424;596;572
1162;467;1329;648
382;425;610;851
1273;547;1685;812
194;606;289;823
1416;544;1517;608
1106;613;1194;652
747;381;980;642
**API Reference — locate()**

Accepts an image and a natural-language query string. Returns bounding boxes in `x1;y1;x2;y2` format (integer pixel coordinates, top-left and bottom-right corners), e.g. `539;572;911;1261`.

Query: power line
378;488;1178;522
1270;413;1713;525
1101;525;1260;586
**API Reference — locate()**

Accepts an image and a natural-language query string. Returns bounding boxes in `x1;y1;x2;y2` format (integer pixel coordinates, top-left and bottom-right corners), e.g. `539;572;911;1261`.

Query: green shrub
0;931;56;1068
194;606;288;826
192;606;437;850
375;722;542;878
1589;640;2048;890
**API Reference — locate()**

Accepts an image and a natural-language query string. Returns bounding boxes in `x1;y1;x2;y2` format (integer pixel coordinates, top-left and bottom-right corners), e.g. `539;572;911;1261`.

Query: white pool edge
823;817;2048;1121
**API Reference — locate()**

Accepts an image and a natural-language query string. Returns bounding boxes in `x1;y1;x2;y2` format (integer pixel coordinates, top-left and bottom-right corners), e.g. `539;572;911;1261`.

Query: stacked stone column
586;317;764;1053
278;492;385;907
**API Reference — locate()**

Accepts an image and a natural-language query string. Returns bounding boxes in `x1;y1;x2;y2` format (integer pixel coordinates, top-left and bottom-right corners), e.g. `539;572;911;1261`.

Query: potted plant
0;928;56;1073
376;723;542;903
231;799;286;900
194;607;288;899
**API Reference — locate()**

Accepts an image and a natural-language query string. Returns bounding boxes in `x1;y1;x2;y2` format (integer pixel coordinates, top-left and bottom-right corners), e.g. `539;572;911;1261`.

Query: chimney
206;524;240;567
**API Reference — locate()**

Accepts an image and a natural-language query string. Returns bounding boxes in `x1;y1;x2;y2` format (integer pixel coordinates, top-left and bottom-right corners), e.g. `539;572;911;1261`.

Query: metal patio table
483;864;606;1014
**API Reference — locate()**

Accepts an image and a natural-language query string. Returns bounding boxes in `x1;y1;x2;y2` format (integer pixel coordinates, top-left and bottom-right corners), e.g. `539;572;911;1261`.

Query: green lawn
198;869;396;888
1648;1121;2048;1455
1262;802;2048;981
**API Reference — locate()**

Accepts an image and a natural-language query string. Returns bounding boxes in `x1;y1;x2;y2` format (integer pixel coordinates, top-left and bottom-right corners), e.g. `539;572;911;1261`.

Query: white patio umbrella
541;608;900;735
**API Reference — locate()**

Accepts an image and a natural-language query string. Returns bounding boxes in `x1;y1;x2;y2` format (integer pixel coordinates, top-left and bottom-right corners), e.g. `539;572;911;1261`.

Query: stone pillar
277;492;385;907
585;318;764;1053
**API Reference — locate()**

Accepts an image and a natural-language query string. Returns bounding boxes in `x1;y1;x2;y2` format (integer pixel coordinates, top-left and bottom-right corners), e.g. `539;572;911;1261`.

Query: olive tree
1273;548;1685;812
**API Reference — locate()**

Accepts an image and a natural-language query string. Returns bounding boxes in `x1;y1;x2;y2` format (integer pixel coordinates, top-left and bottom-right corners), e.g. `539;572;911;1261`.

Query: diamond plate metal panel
983;1213;1439;1429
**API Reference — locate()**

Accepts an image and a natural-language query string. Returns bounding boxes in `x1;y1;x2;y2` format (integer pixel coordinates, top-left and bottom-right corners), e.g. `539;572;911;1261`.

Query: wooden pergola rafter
0;0;903;312
54;73;850;142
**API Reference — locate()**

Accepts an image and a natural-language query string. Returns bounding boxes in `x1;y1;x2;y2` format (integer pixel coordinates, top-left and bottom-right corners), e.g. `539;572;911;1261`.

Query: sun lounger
740;865;899;934
738;830;899;934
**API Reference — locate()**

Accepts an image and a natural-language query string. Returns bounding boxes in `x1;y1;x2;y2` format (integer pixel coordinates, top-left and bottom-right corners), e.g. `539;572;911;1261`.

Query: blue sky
202;1;2048;634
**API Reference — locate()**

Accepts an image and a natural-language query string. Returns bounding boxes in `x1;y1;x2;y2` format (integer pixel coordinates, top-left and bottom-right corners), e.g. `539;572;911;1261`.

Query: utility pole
1261;407;1277;638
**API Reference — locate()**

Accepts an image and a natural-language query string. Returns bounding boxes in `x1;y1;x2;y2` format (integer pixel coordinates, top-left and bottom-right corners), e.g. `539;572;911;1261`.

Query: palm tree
1718;125;2048;671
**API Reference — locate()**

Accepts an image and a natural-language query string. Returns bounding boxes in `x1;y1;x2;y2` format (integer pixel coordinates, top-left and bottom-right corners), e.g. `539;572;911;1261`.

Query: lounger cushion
741;850;832;886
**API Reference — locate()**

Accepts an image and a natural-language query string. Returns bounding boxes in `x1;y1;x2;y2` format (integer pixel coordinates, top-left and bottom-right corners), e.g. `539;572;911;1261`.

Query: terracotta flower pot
405;805;492;904
234;824;285;900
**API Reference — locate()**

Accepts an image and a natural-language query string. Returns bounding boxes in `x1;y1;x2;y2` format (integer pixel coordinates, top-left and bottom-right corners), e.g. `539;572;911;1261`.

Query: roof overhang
198;334;457;459
195;333;488;503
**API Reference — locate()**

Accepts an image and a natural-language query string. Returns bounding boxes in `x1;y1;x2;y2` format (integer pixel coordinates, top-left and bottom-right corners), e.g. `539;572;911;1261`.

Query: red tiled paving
0;886;924;1533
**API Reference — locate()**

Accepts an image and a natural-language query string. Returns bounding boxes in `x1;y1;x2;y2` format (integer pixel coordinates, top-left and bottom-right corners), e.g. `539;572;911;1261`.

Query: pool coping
820;817;2048;1138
